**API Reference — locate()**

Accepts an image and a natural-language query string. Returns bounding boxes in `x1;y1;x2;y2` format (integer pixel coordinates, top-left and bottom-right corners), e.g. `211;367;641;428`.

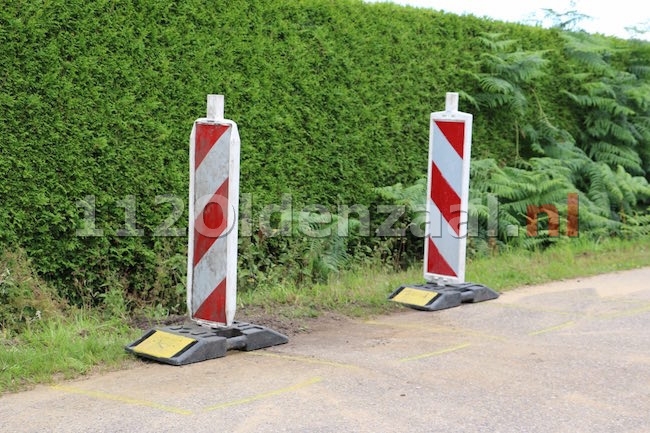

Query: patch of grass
238;264;422;319
3;235;649;395
240;235;650;319
466;236;650;291
0;249;63;334
0;248;140;395
0;310;140;394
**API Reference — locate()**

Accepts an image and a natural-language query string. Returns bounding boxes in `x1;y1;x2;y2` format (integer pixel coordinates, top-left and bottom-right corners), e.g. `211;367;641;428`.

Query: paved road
2;268;650;432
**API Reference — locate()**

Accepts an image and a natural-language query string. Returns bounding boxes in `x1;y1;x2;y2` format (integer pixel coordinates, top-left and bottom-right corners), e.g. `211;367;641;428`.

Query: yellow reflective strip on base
132;331;196;359
391;287;438;306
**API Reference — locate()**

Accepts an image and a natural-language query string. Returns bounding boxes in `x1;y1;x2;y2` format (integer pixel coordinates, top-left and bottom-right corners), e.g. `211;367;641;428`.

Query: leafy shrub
0;248;63;335
0;0;648;310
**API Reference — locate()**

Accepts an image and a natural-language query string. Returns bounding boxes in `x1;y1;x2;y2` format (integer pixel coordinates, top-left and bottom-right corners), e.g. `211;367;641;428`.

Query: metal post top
206;94;225;120
445;92;459;113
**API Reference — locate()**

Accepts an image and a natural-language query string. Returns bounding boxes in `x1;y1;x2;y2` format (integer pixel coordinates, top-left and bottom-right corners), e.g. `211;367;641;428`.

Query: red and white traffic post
389;92;498;311
424;92;472;284
125;95;287;365
187;94;240;327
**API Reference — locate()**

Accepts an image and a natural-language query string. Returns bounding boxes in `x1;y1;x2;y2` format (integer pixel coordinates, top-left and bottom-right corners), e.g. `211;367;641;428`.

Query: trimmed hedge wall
0;0;633;305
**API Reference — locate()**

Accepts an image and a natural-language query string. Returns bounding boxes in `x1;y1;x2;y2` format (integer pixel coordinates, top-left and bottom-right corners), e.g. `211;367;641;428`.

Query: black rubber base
388;282;499;311
125;321;288;366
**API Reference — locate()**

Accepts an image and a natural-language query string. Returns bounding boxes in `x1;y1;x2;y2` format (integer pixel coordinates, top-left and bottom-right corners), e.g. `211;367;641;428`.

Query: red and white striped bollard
187;94;240;326
424;92;472;284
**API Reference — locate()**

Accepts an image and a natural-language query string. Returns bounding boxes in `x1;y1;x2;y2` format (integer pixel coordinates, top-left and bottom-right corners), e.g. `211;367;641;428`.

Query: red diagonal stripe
193;179;229;266
427;237;457;277
435;120;464;158
194;279;227;324
430;163;461;235
195;123;230;169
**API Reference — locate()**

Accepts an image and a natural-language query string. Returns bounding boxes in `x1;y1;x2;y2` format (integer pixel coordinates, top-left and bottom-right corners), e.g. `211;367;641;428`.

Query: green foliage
0;249;63;336
0;0;493;307
1;309;139;393
540;6;590;31
0;0;649;311
469;33;548;113
561;32;650;175
463;30;650;251
376;29;649;261
238;204;356;291
466;234;650;290
373;178;427;268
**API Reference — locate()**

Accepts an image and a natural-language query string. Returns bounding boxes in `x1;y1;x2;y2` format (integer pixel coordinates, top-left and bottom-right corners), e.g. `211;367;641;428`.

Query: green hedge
0;0;643;306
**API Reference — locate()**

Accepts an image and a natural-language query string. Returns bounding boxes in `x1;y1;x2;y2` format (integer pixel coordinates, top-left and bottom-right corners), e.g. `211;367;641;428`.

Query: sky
364;0;650;41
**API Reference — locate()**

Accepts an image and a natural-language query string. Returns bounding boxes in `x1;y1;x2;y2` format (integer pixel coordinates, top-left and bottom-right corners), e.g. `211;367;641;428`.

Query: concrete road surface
2;267;649;432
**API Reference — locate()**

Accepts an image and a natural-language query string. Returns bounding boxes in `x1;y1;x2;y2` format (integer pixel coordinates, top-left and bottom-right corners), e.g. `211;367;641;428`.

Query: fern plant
373;178;427;268
237;206;352;290
561;32;650;177
464;33;550;159
465;31;650;244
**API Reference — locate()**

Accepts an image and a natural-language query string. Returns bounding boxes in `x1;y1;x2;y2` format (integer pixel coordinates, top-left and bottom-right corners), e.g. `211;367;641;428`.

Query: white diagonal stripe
427;198;461;276
432;123;463;194
426;195;443;238
195;127;231;204
192;235;228;313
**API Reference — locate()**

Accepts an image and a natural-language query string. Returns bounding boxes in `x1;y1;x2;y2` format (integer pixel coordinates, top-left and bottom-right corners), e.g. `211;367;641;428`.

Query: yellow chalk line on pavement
399;343;472;362
50;384;192;415
528;321;576;336
202;376;322;412
595;303;650;320
487;302;577;316
365;320;507;342
246;351;360;370
52;376;323;415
